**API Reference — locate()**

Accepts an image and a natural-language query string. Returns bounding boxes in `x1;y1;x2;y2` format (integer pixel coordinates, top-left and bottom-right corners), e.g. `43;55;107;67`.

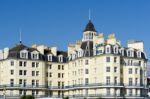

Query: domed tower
82;20;97;41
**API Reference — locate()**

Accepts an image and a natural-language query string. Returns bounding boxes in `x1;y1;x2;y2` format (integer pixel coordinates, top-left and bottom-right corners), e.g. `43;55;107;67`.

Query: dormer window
32;54;39;59
78;49;83;58
31;51;39;60
105;45;111;54
127;49;134;57
120;49;124;56
48;54;53;61
114;46;118;54
58;55;63;62
137;51;141;58
20;50;28;59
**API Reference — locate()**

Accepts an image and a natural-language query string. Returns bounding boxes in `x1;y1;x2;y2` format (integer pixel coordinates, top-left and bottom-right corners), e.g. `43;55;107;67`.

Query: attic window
48;54;53;61
20;52;28;59
106;46;111;54
32;53;39;60
58;55;63;62
120;49;124;56
114;47;118;54
127;50;134;57
137;51;141;58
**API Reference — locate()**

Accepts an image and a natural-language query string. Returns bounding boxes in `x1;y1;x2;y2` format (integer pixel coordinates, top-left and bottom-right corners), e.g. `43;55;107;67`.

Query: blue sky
0;0;150;59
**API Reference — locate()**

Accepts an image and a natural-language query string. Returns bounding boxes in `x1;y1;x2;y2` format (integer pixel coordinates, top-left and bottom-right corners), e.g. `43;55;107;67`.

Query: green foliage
20;95;35;99
63;97;69;99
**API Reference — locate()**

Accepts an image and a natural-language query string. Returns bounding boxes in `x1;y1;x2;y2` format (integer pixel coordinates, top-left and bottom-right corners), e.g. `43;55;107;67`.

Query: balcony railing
65;83;124;89
0;84;47;89
124;83;144;87
0;83;147;90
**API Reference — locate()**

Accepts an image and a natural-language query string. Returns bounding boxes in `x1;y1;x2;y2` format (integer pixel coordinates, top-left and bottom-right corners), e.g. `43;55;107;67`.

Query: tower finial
89;8;91;20
19;28;22;44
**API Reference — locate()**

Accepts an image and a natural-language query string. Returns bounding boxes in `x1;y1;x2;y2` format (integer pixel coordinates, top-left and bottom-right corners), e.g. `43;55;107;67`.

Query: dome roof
84;20;96;32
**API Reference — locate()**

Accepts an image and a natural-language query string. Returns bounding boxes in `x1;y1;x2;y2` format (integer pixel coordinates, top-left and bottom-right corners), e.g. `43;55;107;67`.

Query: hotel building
0;20;148;99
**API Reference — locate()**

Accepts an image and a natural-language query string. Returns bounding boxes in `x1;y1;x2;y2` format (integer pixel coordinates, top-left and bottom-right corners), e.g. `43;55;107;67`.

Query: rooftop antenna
89;8;91;20
19;28;22;44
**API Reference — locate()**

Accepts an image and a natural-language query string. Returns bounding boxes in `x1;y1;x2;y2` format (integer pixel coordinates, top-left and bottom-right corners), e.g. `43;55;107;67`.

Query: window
24;70;27;76
32;71;35;76
19;61;22;66
114;77;117;84
20;52;28;59
58;65;61;70
58;56;63;62
135;68;138;74
49;72;52;77
85;69;89;74
135;78;138;85
58;73;61;78
139;61;141;66
24;61;27;67
36;63;39;68
85;60;88;65
10;70;14;75
32;53;39;59
62;73;64;78
10;79;14;87
106;67;110;72
106;88;110;95
135;89;138;95
32;62;35;67
32;80;35;86
36;80;39;86
106;76;110;85
62;65;64;70
58;81;61;87
114;67;117;73
137;51;141;58
129;89;132;96
106;47;110;53
127;51;131;57
48;54;53;61
129;78;132;86
85;78;89;85
19;79;22;85
129;68;132;74
114;47;118;53
106;57;110;62
19;70;23;75
10;61;14;66
49;64;52;69
36;71;39;76
114;57;117;63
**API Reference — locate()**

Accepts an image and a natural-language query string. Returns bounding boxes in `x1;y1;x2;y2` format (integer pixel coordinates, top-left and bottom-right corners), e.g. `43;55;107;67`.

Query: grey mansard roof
8;43;68;62
81;41;93;57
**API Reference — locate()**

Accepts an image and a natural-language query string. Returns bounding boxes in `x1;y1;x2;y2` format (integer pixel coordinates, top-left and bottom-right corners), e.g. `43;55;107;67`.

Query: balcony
64;94;124;98
124;84;144;88
65;83;124;89
125;94;146;98
0;84;47;89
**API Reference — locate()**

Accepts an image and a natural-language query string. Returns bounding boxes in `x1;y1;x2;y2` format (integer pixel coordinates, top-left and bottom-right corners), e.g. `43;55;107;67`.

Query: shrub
63;97;69;99
20;95;35;99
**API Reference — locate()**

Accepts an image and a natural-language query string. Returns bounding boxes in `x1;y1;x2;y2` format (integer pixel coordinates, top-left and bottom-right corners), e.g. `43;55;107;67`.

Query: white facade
0;20;148;99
